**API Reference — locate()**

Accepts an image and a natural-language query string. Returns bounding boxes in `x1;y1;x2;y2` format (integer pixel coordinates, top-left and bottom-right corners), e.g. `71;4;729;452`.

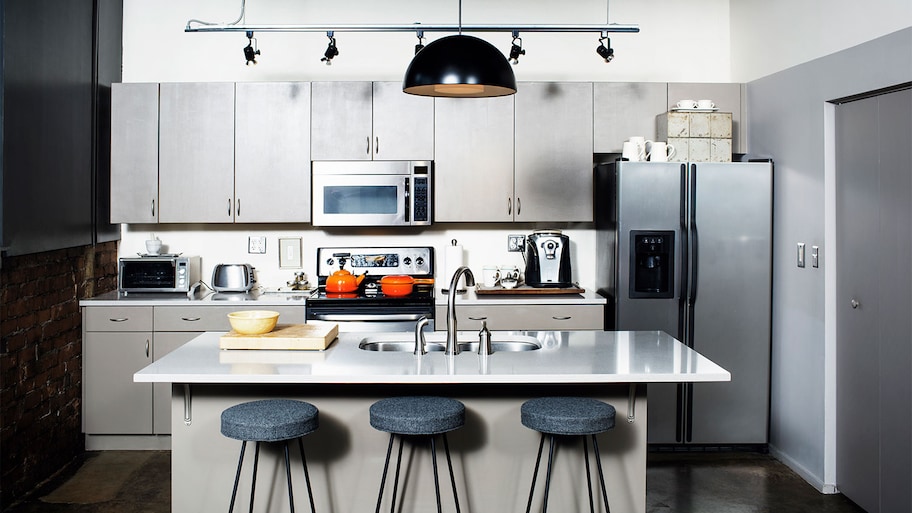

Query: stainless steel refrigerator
595;160;772;445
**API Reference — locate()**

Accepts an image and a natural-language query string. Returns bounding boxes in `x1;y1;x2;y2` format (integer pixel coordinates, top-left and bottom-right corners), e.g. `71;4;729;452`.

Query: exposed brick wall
0;241;118;508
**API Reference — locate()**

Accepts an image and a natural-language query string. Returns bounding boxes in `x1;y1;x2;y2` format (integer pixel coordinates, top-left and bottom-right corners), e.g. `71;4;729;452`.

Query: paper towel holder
442;239;467;295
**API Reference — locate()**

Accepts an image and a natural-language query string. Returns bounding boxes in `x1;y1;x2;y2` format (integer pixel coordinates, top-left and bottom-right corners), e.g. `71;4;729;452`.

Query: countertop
80;288;313;306
134;330;729;385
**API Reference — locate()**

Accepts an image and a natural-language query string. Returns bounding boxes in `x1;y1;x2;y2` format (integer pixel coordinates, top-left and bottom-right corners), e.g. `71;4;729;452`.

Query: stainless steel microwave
312;161;431;226
118;255;201;293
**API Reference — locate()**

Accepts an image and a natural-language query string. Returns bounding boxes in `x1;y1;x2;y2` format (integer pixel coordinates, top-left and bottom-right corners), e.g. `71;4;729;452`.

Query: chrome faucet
446;266;475;356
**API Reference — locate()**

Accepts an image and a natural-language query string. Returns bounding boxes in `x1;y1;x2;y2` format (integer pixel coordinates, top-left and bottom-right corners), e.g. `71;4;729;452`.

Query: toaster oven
118;255;201;293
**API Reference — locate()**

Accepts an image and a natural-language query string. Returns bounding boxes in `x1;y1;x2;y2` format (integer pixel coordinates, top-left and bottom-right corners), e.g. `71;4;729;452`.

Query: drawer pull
109;318;129;322
181;317;202;322
468;316;488;321
551;316;572;321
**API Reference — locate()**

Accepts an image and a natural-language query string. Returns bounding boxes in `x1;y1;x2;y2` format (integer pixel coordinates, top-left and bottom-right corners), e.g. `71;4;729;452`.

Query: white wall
730;0;912;82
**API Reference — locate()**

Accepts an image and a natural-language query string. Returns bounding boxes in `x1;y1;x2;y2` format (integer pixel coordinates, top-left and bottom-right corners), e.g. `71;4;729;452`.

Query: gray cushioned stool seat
521;397;616;435
370;396;464;435
221;399;319;442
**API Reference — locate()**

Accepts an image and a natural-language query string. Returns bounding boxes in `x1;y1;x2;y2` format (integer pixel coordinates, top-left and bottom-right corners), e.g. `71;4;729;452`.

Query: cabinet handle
375;136;379;154
227;198;232;217
108;317;129;322
236;198;241;217
468;316;488;321
366;136;371;155
145;339;150;358
181;317;201;322
551;316;572;321
507;198;512;215
151;199;155;217
516;197;521;216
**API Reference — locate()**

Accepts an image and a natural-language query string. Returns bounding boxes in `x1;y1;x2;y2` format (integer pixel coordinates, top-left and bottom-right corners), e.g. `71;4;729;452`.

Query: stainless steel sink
358;333;541;353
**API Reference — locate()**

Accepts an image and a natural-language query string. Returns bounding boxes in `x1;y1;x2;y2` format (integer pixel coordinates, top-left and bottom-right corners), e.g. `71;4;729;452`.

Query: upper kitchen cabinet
311;81;434;161
235;82;312;222
158;82;235;223
593;82;667;153
514;82;594;222
111;83;160;223
434;95;515;222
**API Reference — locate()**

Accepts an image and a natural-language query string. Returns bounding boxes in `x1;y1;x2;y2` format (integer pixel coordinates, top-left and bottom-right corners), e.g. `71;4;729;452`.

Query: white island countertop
135;330;730;385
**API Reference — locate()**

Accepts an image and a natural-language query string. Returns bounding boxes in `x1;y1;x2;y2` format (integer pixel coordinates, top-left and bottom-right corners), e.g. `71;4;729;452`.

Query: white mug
499;265;520;282
482;266;501;288
646;141;676;162
500;276;519;289
697;99;715;109
622;141;641;161
676;99;697;109
627;137;650;161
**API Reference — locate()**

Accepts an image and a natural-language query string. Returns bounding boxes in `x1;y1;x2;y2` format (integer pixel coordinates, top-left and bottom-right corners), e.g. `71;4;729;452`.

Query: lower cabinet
434;303;604;331
82;304;306;438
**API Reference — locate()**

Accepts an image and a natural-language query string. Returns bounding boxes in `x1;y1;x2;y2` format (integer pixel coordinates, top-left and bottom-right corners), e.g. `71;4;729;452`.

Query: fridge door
610;161;686;444
687;162;772;444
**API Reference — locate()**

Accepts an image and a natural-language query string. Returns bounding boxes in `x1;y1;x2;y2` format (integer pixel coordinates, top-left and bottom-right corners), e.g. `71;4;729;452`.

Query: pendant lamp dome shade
403;35;516;98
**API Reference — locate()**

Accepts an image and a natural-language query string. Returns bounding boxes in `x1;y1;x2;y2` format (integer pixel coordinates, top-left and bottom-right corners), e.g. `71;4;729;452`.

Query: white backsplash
121;224;599;292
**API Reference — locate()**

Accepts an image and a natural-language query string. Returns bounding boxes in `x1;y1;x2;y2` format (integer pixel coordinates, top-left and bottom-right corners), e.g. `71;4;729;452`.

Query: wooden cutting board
219;323;339;350
474;284;585;295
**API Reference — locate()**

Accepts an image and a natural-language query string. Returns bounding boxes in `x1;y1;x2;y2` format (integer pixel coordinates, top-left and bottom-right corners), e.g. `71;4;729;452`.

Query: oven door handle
310;313;428;322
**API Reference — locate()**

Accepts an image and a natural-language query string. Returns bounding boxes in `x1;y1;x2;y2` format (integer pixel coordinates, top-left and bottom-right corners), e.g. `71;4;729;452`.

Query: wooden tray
474;284;585;295
219;322;339;350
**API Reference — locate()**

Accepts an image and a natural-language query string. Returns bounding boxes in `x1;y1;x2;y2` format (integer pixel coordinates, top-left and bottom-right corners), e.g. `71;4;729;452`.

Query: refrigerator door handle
679;163;691;344
689;163;699;306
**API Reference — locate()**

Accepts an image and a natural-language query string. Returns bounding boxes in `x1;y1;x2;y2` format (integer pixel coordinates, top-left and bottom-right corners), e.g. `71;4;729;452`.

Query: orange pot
379;275;434;296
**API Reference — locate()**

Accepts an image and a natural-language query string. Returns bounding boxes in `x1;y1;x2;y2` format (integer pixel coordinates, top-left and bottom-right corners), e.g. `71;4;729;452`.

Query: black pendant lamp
403;1;516;97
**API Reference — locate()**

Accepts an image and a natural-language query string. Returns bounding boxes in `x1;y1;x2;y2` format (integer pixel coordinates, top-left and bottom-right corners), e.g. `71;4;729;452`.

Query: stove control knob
403;257;412;266
416;257;424;266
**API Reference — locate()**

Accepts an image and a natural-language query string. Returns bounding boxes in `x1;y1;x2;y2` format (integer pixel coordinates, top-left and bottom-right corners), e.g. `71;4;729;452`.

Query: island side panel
170;383;646;513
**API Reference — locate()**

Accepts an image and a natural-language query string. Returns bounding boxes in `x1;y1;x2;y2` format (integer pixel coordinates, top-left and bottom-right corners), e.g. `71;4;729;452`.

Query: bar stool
369;396;465;513
221;399;319;513
521;397;616;513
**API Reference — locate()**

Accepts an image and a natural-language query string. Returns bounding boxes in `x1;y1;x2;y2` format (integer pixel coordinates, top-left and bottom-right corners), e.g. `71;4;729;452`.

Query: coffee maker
524;230;573;287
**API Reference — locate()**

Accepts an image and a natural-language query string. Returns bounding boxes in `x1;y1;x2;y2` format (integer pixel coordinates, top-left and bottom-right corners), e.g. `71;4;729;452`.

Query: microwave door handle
404;177;410;223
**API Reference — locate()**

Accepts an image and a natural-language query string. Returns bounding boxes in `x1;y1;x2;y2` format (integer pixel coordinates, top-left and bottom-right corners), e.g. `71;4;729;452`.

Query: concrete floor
4;450;865;513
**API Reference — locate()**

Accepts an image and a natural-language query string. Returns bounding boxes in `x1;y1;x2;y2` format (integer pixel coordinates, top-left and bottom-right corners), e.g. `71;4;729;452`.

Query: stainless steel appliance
595;160;773;445
524;229;573;287
307;246;435;332
211;263;255;292
118;255;200;293
311;161;432;226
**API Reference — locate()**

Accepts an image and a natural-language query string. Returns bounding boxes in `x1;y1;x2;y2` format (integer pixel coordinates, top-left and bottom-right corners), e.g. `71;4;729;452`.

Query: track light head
508;35;525;65
415;32;426;55
321;32;338;65
243;31;260;65
597;36;614;63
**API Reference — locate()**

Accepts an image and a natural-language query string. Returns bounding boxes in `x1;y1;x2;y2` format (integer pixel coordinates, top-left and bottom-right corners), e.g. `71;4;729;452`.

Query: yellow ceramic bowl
227;310;279;335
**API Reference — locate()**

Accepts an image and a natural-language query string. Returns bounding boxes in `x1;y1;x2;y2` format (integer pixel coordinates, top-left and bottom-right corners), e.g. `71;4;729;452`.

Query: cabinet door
515;82;593;222
434;96;514;222
371;81;434;160
434;304;604;330
159;82;236;223
84;332;152;434
235;82;312;222
593;82;667;153
110;83;159;223
152;332;198;434
311;82;373;160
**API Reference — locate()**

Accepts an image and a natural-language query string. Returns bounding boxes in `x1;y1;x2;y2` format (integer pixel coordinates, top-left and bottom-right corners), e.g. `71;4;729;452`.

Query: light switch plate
279;238;302;269
811;245;819;268
797;242;806;268
248;236;266;254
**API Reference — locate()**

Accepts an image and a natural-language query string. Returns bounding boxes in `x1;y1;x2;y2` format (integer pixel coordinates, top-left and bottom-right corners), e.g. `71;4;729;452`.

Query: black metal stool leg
375;434;395;513
442;434;462;513
541;435;556;513
390;436;405;513
283;442;296;513
583;436;595;513
430;436;443;513
248;442;260;513
297;438;316;513
228;441;247;513
592;435;611;513
525;434;546;513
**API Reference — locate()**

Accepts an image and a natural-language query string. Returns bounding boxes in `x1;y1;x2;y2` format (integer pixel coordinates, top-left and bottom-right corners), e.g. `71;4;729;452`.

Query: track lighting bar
186;22;639;34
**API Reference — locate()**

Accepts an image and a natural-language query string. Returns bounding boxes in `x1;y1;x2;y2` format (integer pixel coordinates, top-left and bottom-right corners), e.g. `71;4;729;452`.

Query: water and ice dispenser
629;231;675;298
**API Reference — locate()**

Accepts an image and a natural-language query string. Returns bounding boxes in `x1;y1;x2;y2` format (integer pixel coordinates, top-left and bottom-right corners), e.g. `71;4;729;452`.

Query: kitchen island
135;329;729;513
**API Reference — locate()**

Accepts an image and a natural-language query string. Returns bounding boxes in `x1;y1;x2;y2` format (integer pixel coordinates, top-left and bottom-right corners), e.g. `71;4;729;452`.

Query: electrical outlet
507;234;525;252
248;236;266;254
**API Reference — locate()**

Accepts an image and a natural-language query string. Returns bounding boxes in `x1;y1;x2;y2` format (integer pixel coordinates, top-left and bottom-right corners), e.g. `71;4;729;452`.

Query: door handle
375;136;379;154
507;198;512;216
236;198;240;217
516;197;521;216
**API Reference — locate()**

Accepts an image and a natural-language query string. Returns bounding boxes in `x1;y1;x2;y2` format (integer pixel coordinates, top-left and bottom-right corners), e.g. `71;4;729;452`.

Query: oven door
312;173;408;226
306;301;434;332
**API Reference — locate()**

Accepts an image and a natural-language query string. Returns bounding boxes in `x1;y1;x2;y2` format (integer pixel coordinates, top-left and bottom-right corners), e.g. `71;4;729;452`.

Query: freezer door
687;162;772;444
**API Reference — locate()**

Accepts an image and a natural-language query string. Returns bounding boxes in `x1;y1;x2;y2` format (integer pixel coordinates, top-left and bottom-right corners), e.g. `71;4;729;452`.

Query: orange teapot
325;258;366;293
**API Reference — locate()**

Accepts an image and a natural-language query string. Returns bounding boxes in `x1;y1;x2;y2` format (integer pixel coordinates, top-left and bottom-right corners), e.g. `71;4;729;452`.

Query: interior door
836;87;912;513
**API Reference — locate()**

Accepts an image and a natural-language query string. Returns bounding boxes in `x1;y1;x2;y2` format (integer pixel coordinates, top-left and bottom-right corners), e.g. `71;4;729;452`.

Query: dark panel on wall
93;0;124;243
2;0;95;256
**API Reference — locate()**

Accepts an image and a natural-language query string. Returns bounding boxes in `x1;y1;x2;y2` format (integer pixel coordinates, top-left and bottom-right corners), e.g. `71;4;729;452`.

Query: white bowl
145;239;162;255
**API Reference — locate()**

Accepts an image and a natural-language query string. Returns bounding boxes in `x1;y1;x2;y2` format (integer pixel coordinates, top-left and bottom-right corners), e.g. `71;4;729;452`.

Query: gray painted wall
747;27;912;490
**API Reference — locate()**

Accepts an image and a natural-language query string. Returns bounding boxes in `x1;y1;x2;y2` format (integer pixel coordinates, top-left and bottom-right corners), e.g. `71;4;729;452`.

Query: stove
307;247;436;331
